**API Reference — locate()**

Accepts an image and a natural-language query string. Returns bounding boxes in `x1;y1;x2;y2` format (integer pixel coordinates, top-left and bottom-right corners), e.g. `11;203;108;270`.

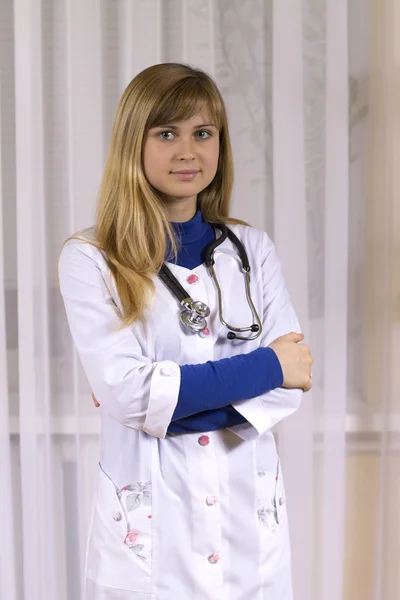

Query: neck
163;195;198;223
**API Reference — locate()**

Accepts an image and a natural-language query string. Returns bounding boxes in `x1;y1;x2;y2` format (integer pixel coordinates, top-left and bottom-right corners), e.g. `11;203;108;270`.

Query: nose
176;137;196;161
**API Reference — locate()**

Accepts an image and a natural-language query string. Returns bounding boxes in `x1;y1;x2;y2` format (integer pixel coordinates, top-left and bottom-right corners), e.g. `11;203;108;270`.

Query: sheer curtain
0;1;398;599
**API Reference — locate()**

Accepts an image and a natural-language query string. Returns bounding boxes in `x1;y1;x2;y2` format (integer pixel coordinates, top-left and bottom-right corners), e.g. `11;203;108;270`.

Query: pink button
187;274;199;284
199;327;210;338
206;495;218;506
208;553;220;564
198;435;210;447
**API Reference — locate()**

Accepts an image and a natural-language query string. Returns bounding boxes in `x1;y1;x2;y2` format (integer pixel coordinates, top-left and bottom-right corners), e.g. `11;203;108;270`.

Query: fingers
284;331;305;343
92;392;100;407
303;369;313;393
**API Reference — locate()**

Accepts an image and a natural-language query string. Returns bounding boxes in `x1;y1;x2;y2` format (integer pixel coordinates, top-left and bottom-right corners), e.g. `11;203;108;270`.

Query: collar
170;208;212;244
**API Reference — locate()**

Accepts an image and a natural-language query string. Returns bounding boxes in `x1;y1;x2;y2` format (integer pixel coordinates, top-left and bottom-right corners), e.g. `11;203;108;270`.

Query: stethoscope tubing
159;223;262;341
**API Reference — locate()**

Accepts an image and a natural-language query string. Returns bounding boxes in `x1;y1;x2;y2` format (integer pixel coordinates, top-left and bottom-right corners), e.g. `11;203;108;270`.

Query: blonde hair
67;63;248;326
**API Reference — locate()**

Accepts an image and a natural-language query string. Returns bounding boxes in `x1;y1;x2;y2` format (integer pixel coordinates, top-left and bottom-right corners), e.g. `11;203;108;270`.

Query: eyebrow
152;123;217;130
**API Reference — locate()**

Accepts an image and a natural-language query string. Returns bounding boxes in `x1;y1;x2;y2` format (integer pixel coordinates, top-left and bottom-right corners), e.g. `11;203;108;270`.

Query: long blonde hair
69;63;248;326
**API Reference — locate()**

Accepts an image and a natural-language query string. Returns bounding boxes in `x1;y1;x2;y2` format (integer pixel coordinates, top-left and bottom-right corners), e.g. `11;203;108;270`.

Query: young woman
59;63;313;600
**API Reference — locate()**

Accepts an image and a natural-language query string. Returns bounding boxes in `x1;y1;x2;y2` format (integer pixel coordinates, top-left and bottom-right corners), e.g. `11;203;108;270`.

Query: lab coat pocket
86;464;152;593
255;457;291;576
256;457;287;530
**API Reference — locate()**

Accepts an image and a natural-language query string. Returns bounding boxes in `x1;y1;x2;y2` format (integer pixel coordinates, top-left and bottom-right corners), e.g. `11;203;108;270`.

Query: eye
195;130;212;140
158;131;175;140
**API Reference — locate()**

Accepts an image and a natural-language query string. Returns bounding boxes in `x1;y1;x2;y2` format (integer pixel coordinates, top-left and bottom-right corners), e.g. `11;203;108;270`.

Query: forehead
154;111;215;128
147;95;221;130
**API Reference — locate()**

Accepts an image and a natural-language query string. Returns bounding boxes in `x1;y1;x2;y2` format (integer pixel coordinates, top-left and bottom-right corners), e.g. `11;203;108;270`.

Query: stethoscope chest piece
179;299;210;333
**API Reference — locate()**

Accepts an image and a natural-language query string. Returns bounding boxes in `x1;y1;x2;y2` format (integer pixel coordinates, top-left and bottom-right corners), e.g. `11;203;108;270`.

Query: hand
268;332;313;392
92;392;100;407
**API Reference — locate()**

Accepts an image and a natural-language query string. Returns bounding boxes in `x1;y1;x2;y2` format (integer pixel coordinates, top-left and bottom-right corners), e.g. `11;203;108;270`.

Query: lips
171;170;200;174
171;170;200;181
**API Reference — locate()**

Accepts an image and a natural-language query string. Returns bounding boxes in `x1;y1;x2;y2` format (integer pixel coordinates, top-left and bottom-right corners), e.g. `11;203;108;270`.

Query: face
143;110;220;220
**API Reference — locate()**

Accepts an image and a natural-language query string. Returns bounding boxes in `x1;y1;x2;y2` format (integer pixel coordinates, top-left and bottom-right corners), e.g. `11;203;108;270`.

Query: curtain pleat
0;72;18;600
322;2;348;599
272;2;314;598
14;0;48;597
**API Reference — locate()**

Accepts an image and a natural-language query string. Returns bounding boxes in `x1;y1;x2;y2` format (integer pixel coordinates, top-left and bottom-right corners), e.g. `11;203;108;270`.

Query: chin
166;185;204;196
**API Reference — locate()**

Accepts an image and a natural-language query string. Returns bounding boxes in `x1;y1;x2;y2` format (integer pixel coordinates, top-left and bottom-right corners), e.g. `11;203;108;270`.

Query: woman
59;63;313;600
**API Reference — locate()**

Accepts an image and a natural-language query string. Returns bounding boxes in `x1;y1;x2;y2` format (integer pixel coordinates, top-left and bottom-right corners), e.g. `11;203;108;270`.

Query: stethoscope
158;223;263;341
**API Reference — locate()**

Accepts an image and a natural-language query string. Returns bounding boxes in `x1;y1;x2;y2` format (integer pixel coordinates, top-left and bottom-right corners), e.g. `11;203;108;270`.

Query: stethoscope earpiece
227;324;259;340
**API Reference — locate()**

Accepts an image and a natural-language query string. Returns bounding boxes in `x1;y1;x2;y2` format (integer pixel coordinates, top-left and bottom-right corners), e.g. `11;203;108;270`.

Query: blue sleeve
170;346;283;422
168;405;247;434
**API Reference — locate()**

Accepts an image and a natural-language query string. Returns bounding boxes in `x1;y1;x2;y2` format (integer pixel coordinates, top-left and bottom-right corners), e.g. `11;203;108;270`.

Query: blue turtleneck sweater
166;209;283;434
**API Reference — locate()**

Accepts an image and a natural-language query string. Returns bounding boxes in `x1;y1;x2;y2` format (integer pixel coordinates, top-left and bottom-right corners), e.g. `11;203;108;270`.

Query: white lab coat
58;223;302;600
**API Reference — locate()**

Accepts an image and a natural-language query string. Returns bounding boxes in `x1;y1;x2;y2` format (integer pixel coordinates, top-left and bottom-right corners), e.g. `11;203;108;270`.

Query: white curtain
1;1;398;599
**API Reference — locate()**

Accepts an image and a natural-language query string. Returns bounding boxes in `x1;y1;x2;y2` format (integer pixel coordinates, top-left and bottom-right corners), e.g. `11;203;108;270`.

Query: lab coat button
198;435;210;446
206;495;218;506
199;327;210;338
112;512;122;522
279;497;285;506
208;553;220;564
160;366;173;376
187;274;199;284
